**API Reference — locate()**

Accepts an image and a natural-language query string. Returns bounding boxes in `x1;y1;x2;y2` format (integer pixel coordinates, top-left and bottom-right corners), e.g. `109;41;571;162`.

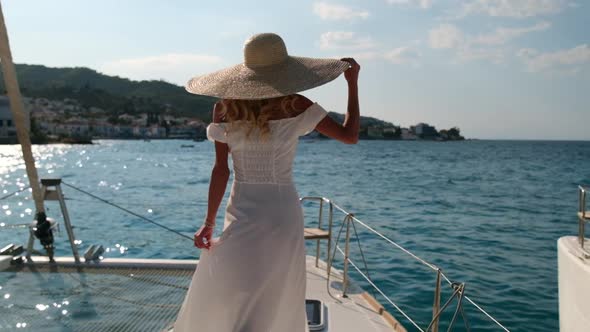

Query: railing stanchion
432;268;442;332
55;183;80;263
316;198;324;268
579;186;587;248
326;201;333;276
342;213;352;298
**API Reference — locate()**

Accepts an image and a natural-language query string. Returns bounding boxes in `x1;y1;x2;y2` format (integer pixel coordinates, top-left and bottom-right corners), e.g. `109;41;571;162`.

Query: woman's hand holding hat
341;58;360;84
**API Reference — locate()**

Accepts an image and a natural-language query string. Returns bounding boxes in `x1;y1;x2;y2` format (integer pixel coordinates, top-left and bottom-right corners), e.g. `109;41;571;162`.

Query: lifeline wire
61;181;193;242
0;185;30;200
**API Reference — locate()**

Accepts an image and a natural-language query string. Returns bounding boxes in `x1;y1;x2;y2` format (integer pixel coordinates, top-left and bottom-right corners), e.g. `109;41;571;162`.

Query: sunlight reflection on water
0;140;589;331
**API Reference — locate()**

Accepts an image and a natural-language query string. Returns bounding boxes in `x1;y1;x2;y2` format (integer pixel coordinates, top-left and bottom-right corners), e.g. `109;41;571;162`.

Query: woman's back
206;102;329;185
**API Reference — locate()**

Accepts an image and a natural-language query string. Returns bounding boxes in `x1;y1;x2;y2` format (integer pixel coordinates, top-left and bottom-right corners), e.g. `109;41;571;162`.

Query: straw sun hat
185;33;350;100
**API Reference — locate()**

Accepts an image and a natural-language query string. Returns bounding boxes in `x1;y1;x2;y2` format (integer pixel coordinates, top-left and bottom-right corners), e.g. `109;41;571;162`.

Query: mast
0;1;44;214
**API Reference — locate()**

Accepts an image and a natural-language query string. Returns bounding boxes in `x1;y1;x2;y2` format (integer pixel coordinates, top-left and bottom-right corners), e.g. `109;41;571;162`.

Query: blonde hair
217;95;301;142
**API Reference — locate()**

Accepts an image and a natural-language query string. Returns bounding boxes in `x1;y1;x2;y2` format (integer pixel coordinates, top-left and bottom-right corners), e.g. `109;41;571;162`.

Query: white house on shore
0;96;29;140
401;128;417;140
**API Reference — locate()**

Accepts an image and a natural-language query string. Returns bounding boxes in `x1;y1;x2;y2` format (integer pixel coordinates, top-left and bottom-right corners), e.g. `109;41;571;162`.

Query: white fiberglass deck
304;255;404;332
0;254;403;332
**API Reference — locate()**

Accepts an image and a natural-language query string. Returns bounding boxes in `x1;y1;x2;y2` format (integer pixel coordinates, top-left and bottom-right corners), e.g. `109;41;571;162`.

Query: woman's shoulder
292;94;315;117
291;94;315;117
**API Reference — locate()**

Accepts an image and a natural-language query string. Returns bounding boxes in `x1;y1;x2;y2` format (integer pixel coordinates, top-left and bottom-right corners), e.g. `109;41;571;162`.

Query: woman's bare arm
303;58;360;144
204;102;230;227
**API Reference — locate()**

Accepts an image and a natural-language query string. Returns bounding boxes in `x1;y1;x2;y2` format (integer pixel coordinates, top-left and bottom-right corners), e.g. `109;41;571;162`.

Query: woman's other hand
194;224;214;250
341;58;360;84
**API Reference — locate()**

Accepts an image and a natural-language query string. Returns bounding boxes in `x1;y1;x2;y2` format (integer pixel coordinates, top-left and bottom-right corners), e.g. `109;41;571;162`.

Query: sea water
1;139;588;331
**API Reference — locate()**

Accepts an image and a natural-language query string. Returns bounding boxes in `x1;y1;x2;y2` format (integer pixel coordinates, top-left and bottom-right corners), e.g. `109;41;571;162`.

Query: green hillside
0;64;395;128
1;64;217;120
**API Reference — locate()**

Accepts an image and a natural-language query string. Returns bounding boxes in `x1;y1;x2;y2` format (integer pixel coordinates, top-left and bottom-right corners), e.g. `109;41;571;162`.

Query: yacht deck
0;254;404;332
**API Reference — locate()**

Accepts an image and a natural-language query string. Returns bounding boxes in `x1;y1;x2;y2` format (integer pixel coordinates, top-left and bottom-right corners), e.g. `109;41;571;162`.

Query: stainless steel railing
300;195;510;332
578;185;589;248
3;183;510;331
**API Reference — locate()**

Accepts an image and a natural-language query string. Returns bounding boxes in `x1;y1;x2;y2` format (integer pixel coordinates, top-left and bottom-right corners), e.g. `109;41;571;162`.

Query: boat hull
557;236;590;331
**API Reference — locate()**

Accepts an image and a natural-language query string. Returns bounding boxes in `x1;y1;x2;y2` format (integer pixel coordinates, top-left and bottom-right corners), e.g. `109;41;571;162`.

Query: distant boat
60;136;93;144
181;144;194;148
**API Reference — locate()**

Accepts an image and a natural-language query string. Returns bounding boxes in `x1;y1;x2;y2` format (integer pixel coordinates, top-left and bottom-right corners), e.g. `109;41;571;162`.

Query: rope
61;181;193;242
0;185;30;200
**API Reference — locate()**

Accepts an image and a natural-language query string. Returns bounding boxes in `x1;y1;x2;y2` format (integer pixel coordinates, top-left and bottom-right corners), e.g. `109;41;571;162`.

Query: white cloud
386;0;433;9
348;52;380;60
472;21;551;45
428;22;551;64
332;49;421;65
456;47;505;63
459;0;570;18
429;24;464;49
383;46;421;65
518;44;590;72
319;33;420;65
319;32;376;50
100;53;223;85
313;2;369;21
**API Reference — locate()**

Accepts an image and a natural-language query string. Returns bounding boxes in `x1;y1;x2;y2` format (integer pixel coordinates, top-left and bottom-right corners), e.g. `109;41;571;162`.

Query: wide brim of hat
185;56;350;100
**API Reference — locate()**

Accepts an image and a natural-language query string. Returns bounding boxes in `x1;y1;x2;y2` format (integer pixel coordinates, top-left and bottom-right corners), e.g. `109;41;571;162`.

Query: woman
171;32;360;332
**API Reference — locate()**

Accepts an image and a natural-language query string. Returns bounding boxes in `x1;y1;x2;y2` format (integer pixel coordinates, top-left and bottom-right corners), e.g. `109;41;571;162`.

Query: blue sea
1;139;589;331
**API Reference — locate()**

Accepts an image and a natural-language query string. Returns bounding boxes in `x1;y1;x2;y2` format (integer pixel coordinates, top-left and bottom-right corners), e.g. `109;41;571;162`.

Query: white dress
171;103;329;332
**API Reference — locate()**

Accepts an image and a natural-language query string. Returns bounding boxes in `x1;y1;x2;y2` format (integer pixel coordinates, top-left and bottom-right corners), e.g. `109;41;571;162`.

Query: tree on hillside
448;127;461;137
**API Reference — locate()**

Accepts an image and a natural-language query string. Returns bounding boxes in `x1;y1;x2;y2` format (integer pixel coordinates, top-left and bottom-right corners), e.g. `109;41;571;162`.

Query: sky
3;0;589;140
